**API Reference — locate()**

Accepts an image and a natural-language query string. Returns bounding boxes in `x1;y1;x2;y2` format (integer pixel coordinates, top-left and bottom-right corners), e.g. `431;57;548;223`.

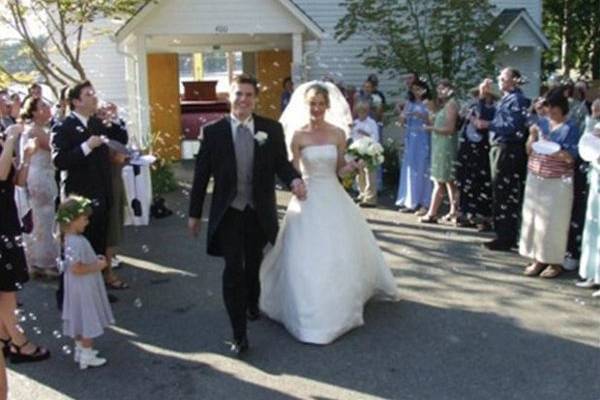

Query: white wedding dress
259;144;399;344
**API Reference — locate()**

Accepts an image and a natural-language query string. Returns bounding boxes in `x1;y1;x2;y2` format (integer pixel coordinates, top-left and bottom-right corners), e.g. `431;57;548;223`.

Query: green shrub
151;159;178;195
382;138;400;187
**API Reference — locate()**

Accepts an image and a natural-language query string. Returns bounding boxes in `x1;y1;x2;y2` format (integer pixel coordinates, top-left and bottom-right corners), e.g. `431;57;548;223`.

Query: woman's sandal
524;262;547;277
105;277;130;290
419;215;438;224
440;213;459;224
540;264;563;279
9;340;50;364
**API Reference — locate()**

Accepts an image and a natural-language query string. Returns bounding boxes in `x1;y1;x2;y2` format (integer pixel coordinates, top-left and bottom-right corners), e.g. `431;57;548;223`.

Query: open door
147;53;182;161
255;50;292;120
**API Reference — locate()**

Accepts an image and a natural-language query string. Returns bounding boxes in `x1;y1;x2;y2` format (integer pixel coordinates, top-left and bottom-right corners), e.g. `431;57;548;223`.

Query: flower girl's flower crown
56;195;93;224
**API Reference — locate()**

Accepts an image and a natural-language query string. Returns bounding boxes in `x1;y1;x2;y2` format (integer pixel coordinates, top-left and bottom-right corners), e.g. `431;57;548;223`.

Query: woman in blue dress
395;79;432;213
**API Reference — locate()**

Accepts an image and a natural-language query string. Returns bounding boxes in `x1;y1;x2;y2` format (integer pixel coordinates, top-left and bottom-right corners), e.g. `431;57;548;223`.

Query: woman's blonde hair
304;84;330;107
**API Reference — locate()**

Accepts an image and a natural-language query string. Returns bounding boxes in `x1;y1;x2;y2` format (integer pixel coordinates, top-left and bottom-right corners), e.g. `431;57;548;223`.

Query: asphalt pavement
6;162;600;400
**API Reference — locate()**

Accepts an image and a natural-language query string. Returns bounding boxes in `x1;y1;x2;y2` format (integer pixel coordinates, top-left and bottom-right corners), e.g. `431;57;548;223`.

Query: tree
542;0;600;79
0;38;39;86
335;0;503;96
0;0;147;95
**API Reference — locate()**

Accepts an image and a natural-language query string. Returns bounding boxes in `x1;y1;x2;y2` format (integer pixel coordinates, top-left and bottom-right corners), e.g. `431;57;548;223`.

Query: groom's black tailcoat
189;114;300;341
189;114;299;255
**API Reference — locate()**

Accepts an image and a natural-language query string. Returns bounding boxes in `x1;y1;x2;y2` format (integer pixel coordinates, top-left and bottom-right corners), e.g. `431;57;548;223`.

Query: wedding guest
52;81;127;304
367;74;387;115
584;99;600;132
96;103;129;290
395;78;432;214
455;79;496;229
564;94;597;271
51;85;70;210
360;75;386;189
576;119;600;297
52;80;128;257
420;79;459;223
476;68;530;251
576;104;600;294
281;77;293;113
9;93;21;123
23;83;42;104
351;101;379;207
344;84;356;114
355;78;384;124
527;96;549;129
567;81;589;132
0;124;50;364
20;97;60;278
395;73;419;117
57;196;114;369
520;87;581;278
51;86;70;126
0;91;13;132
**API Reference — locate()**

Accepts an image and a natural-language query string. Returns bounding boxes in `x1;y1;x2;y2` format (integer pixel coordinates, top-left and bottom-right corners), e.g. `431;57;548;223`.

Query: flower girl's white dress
259;144;399;344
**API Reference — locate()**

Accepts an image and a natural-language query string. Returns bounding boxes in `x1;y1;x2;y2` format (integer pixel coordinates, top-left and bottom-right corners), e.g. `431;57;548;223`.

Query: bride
259;82;399;344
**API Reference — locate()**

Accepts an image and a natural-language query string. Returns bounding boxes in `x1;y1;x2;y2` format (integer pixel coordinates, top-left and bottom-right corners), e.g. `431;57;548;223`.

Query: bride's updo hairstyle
304;84;330;108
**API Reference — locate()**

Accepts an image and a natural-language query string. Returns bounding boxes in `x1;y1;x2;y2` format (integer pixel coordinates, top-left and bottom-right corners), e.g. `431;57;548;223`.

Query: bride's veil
279;81;353;152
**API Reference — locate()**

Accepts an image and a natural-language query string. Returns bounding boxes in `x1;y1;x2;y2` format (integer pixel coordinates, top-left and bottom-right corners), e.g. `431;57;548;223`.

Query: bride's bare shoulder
292;127;310;146
324;123;346;142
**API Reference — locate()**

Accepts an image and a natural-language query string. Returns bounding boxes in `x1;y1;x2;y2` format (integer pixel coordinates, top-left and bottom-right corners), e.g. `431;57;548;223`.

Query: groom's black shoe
229;337;249;357
246;307;260;321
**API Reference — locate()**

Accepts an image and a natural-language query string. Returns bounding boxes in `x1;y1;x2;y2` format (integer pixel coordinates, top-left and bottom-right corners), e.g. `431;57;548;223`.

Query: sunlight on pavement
130;341;385;400
118;255;198;278
7;370;74;400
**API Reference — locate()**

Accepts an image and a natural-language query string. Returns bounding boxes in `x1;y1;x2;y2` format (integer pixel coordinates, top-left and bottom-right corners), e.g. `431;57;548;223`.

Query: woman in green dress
420;80;459;223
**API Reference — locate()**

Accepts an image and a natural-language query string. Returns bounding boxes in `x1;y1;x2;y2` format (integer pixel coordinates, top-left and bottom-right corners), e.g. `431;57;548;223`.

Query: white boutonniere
254;131;268;145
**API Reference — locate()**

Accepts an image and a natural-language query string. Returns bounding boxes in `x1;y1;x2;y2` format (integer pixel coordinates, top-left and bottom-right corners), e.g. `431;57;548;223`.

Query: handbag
21;209;33;234
130;165;143;217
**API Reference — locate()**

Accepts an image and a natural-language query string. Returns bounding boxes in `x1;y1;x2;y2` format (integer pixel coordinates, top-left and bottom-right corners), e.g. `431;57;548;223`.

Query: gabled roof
491;8;550;49
115;0;324;43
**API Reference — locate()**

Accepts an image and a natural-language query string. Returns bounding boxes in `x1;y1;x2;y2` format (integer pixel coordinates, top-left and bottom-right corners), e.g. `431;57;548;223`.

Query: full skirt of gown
259;144;398;344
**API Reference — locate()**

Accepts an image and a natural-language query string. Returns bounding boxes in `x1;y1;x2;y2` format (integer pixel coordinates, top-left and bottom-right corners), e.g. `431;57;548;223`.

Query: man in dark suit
188;74;306;355
51;80;128;256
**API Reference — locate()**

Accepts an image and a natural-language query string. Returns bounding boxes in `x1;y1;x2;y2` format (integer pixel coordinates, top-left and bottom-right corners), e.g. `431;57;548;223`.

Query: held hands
291;178;307;201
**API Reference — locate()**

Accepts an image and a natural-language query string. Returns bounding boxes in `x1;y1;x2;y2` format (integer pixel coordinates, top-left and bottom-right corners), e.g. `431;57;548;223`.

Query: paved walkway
7;162;600;400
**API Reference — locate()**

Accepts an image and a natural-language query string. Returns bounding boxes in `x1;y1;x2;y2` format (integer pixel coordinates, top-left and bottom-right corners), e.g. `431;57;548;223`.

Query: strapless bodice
300;144;338;181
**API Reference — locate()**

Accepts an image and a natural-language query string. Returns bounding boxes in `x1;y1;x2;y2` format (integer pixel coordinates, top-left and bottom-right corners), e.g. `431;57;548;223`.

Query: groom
188;74;306;355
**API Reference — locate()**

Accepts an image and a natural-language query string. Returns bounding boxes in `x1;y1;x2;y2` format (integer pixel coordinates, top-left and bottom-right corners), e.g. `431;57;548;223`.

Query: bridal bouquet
346;137;385;169
342;137;385;188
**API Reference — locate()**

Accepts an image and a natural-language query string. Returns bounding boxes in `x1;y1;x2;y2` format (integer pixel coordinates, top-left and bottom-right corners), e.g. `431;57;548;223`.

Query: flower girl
57;196;114;369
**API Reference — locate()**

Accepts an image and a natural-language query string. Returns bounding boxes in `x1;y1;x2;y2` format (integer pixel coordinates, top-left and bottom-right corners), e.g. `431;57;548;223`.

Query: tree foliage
542;0;600;79
335;0;503;96
0;0;147;94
